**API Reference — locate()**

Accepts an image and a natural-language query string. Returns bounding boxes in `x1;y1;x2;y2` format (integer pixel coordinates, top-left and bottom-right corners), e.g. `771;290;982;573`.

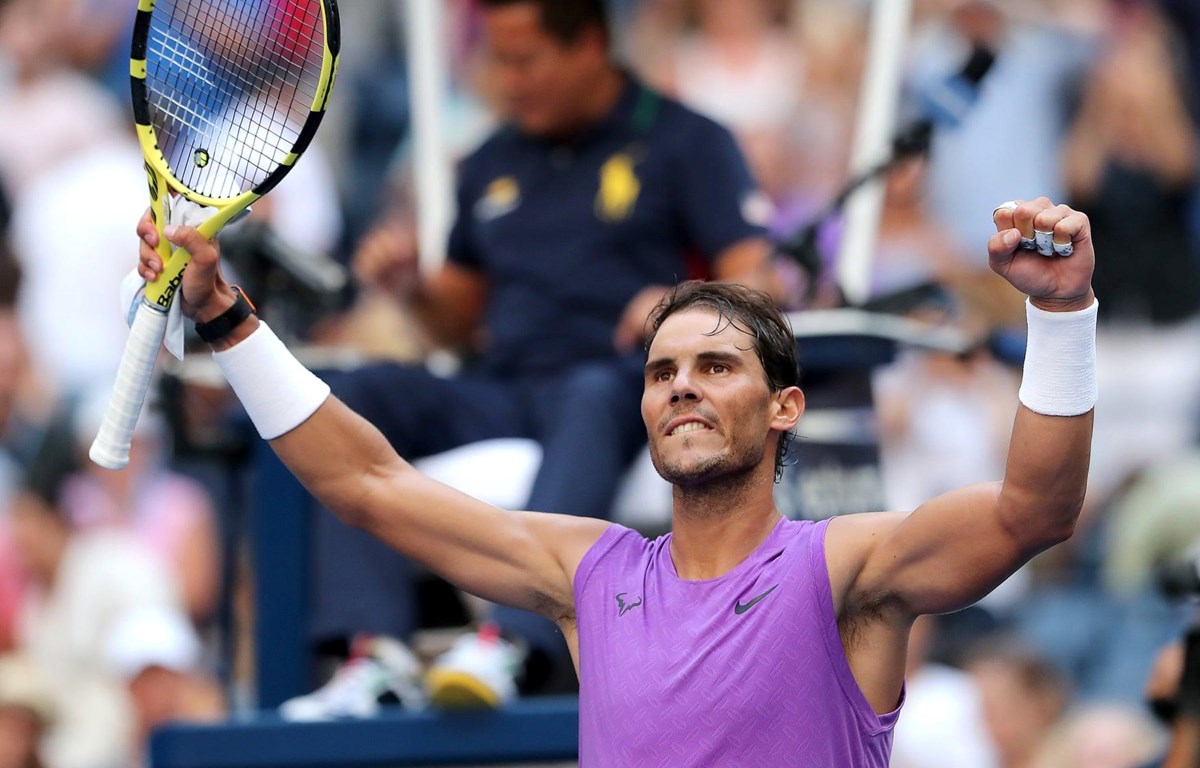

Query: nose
670;369;702;405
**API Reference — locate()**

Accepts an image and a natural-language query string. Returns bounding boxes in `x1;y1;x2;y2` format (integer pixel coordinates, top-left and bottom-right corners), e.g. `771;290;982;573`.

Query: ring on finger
1019;236;1037;251
1034;230;1055;256
1052;240;1074;257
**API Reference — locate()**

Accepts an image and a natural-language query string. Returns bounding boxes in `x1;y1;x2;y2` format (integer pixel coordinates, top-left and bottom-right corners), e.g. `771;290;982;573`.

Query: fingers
138;208;164;281
162;223;217;265
991;197;1080;256
1033;204;1082;257
138;220;219;284
136;208;159;246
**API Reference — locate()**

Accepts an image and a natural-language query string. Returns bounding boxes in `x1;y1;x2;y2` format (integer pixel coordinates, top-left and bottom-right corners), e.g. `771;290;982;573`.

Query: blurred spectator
7;130;147;397
1063;0;1199;326
1145;628;1200;767
966;640;1071;768
104;607;225;765
7;420;188;768
62;392;221;625
635;0;863;307
0;240;41;654
643;0;803;198
1158;0;1200;125
891;615;998;768
908;0;1096;264
1030;702;1167;768
1060;1;1200;506
0;654;53;768
1104;452;1200;599
875;346;1015;511
0;0;125;198
291;0;780;718
871;155;976;299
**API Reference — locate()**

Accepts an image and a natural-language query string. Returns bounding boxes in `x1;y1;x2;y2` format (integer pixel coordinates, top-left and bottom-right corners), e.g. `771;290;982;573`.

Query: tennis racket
90;0;340;469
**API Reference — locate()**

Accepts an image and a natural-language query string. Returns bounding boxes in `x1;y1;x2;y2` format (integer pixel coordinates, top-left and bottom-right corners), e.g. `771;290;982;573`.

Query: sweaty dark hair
480;0;610;47
645;281;801;482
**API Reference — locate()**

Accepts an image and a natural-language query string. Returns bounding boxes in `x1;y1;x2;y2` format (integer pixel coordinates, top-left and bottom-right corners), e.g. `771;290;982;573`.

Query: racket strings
146;0;327;199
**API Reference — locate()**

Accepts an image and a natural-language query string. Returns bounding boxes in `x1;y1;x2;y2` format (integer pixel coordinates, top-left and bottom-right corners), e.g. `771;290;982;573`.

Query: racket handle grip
89;301;169;469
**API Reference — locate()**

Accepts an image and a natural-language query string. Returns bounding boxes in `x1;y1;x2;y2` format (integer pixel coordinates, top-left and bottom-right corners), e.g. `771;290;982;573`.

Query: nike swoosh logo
734;584;779;615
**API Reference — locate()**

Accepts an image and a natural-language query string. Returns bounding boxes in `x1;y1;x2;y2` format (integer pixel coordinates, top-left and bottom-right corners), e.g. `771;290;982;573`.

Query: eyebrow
644;350;743;377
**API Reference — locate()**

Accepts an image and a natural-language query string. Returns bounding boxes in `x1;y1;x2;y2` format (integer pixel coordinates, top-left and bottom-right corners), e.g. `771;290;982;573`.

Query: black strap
194;286;256;343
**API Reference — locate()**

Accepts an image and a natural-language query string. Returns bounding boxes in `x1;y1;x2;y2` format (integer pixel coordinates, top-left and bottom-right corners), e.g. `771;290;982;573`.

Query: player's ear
770;387;804;433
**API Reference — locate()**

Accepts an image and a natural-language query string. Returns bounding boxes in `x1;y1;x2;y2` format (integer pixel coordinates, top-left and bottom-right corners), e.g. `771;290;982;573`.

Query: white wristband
212;321;331;439
1018;298;1098;417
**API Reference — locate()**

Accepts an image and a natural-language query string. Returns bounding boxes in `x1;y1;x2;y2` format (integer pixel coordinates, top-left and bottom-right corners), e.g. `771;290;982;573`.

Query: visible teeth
672;422;709;435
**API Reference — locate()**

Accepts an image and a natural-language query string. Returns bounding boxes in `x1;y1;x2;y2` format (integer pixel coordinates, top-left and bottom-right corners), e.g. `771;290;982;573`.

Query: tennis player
136;196;1096;765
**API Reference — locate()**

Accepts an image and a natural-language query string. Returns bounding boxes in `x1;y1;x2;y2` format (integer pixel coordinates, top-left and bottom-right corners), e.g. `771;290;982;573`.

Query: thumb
163;224;220;272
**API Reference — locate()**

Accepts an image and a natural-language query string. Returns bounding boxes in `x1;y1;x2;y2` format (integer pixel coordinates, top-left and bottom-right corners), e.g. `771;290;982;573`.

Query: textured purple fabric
574;517;901;767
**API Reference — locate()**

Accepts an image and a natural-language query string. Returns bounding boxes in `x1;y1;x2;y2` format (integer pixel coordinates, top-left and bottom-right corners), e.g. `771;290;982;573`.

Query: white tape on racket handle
89;301;168;469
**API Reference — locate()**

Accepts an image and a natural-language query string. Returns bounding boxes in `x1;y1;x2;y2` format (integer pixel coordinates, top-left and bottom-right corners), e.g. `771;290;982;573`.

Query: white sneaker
279;635;427;721
425;623;523;709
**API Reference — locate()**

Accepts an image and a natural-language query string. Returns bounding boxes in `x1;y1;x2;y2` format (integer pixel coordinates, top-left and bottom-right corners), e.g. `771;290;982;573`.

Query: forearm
210;320;591;615
270;396;404;523
213;317;405;516
998;407;1093;545
997;296;1097;548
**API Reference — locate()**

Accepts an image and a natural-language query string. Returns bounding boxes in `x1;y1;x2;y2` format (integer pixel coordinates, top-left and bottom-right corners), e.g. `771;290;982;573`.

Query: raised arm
137;218;609;622
824;198;1096;711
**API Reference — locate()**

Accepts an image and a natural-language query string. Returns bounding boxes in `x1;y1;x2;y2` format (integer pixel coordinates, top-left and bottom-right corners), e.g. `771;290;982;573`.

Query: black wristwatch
194;286;256;344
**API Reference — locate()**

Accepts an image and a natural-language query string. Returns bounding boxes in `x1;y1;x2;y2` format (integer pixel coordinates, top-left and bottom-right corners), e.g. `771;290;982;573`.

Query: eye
651;369;673;383
708;363;728;374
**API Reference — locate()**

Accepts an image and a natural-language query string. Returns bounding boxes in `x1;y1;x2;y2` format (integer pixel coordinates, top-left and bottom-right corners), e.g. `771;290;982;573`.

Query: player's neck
668;481;781;581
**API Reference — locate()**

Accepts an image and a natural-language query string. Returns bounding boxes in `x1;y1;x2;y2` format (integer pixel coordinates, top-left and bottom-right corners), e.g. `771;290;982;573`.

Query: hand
351;222;420;298
989;197;1095;312
614;285;670;352
136;209;236;322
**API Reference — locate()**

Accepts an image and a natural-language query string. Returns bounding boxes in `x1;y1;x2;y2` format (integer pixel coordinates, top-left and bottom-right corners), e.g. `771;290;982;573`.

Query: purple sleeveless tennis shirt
573;516;901;766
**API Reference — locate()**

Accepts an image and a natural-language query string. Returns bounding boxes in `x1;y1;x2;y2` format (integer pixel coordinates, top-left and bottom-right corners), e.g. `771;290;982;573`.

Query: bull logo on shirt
595;152;640;222
615;592;643;617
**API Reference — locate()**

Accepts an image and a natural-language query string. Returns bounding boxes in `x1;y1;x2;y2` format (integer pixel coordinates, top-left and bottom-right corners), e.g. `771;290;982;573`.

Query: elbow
1000;487;1085;552
1044;514;1079;548
324;459;410;531
331;499;373;530
1035;500;1084;551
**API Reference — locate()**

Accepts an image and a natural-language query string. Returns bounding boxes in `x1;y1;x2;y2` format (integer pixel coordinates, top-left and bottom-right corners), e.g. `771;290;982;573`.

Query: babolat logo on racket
156;269;186;308
194;149;210;168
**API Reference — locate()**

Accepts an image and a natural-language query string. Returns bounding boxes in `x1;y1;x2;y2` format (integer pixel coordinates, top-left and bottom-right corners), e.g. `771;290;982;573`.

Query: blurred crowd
2;0;1200;766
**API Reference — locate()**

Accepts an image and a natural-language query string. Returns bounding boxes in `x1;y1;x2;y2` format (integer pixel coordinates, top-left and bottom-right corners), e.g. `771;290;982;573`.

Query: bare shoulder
823;511;909;616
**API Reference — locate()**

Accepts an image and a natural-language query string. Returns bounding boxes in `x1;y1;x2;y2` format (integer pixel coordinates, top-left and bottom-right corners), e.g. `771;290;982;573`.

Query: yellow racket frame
130;0;340;309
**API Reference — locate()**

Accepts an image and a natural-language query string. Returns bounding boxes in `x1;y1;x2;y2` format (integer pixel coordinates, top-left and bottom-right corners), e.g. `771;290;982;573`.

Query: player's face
482;3;607;137
642;309;778;488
